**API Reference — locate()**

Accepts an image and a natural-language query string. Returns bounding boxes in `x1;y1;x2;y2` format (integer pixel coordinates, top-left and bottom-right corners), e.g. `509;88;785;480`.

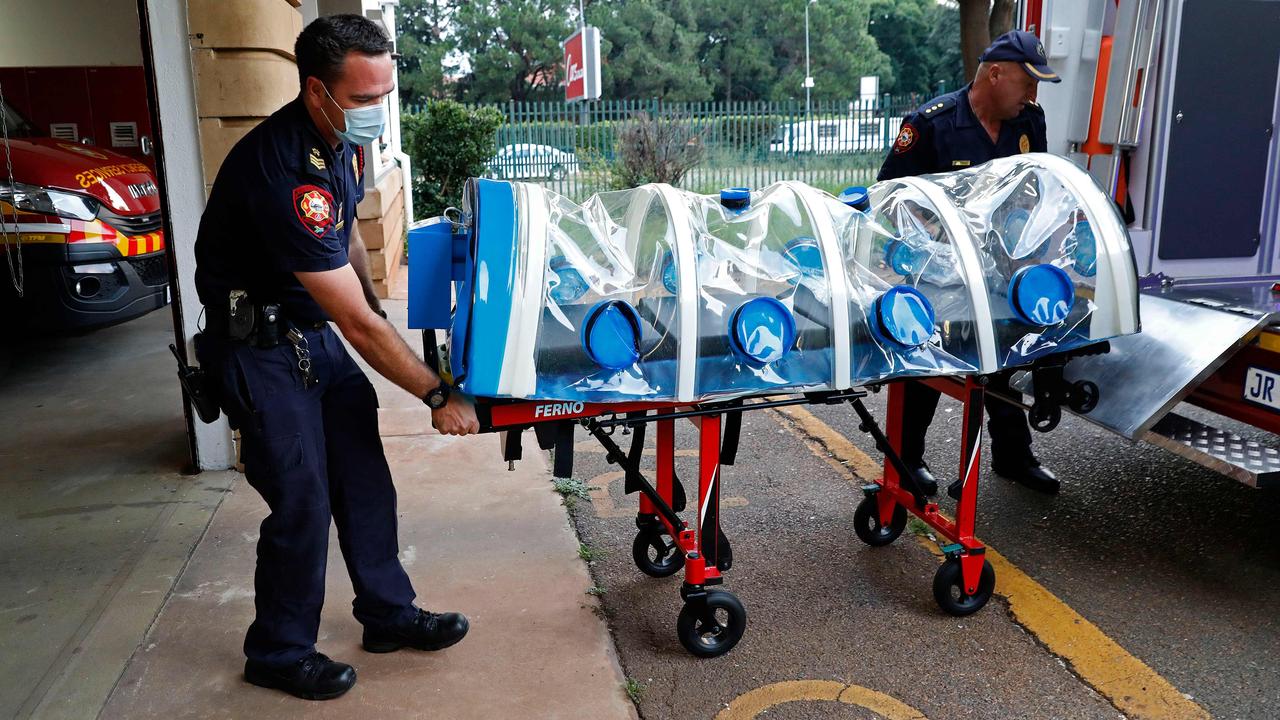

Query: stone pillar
357;165;405;298
186;0;303;194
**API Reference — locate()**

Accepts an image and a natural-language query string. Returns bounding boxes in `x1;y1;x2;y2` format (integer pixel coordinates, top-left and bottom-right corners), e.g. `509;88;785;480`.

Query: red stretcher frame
468;375;998;656
872;377;992;606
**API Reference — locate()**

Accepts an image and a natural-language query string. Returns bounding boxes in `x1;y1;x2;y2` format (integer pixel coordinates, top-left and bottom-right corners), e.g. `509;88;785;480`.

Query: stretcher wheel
932;558;995;616
677;590;746;658
1028;402;1060;432
1068;380;1099;414
632;528;685;578
852;496;907;547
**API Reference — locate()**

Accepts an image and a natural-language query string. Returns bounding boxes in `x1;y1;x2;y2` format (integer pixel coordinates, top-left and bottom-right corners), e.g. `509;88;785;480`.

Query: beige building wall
186;0;405;298
0;0;144;66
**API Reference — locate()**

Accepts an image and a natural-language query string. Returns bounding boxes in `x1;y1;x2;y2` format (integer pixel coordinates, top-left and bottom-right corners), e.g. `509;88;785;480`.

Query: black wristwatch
423;383;450;410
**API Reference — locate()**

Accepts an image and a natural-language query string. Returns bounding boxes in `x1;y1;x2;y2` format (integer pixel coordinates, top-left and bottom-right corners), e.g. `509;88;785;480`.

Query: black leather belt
203;304;328;347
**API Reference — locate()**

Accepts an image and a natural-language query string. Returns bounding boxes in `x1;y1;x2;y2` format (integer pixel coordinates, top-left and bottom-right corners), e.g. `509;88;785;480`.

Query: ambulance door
1151;0;1280;276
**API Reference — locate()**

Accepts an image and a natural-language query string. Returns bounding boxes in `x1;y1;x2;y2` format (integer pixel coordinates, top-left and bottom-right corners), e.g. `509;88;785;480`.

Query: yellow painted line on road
774;405;883;480
715;680;928;720
771;406;1211;720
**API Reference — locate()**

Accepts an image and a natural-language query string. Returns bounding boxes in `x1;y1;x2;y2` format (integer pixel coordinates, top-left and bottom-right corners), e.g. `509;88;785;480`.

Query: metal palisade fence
404;95;933;202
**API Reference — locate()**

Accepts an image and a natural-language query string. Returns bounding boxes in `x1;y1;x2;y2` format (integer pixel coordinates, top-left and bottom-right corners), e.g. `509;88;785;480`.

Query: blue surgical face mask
322;85;386;146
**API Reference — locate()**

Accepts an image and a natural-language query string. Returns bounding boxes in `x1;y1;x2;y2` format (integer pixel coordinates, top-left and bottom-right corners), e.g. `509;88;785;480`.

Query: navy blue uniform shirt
195;98;366;324
877;84;1046;181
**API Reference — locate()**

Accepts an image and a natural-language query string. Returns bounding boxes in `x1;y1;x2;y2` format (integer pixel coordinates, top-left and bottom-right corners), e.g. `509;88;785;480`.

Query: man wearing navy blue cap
877;29;1062;496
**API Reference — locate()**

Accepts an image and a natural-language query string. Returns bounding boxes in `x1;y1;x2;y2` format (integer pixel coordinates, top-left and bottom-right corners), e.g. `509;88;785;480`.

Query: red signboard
562;26;601;102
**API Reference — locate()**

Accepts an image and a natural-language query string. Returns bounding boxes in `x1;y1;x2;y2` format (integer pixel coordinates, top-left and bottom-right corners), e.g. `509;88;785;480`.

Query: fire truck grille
127;254;169;286
99;208;163;236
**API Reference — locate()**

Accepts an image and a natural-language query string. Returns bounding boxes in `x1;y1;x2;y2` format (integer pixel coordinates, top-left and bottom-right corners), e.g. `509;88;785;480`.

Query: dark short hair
295;14;392;87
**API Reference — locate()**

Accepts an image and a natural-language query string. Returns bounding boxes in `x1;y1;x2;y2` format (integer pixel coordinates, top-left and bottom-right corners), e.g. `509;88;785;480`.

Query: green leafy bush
401;100;504;219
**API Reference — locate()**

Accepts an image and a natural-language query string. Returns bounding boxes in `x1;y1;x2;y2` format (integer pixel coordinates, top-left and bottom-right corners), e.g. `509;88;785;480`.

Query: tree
959;0;1016;82
590;0;712;101
868;0;963;96
693;0;891;102
697;0;780;101
761;0;892;102
452;0;576;103
395;0;455;106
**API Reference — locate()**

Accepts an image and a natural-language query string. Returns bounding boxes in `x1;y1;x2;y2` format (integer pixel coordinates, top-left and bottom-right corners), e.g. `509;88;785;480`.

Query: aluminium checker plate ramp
1144;412;1280;488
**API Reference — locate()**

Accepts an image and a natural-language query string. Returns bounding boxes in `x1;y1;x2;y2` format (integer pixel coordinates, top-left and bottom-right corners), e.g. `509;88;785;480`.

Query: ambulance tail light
0;181;100;222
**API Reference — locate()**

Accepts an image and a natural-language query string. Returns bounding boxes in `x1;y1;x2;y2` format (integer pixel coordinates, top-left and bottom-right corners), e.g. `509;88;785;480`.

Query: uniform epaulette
303;145;329;180
918;94;959;119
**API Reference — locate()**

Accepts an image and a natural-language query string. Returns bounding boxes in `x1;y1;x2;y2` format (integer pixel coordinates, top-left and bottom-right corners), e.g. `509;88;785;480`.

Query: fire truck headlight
0;182;100;221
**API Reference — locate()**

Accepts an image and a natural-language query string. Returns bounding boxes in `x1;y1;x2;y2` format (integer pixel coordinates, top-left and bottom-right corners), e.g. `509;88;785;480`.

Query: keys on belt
286;328;318;389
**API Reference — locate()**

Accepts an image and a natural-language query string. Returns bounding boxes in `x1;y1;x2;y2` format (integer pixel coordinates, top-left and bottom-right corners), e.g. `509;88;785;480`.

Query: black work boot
992;457;1060;494
244;651;356;701
363;608;470;653
905;463;938;497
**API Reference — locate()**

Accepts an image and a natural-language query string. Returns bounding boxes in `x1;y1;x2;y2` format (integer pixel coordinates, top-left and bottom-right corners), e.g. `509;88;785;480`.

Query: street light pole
804;1;811;121
804;0;815;151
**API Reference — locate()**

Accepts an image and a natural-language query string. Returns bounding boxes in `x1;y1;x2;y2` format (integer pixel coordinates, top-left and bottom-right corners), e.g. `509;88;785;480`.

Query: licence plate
1243;366;1280;411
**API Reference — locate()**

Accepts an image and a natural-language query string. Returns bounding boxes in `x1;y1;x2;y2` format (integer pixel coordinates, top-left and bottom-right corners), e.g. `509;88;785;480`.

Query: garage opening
0;2;218;717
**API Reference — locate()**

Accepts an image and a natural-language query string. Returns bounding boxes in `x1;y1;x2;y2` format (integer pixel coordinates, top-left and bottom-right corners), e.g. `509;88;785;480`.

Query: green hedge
401;100;503;220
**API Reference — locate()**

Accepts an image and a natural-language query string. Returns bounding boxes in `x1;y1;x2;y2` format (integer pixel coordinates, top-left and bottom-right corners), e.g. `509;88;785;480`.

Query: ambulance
1022;0;1280;487
1;98;167;332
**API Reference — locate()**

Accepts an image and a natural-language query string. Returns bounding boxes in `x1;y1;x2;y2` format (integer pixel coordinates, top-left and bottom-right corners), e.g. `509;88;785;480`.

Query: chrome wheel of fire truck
632;528;685;578
932;558;996;616
677;590;746;658
852;496;907;547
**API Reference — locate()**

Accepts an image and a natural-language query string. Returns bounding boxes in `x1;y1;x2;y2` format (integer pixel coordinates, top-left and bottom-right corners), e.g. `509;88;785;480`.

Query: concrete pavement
101;274;637;718
0;309;235;720
3;270;637;719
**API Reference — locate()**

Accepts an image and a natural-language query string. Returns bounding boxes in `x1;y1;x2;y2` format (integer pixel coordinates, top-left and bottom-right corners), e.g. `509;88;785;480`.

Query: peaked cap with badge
877;29;1057;182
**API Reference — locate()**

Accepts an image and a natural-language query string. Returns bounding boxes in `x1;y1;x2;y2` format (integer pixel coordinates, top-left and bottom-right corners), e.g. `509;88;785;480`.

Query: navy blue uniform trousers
198;326;416;666
900;372;1033;469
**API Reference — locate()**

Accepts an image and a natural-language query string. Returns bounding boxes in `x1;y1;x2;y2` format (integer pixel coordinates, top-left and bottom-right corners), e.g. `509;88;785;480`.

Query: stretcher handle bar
591;390;869;429
848;395;932;509
582;419;684;532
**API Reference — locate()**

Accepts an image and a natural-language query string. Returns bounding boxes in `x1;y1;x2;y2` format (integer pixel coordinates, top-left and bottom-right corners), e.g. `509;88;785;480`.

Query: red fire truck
1;97;167;332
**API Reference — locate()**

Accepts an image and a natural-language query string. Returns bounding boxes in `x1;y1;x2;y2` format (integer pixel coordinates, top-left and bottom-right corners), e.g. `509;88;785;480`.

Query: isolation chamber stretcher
406;153;1139;657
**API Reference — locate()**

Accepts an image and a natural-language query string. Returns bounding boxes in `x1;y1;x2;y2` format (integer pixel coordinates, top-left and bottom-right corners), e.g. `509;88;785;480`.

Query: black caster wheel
852;496;907;547
932;557;995;616
1068;380;1100;413
677;590;746;658
632;528;685;578
1028;402;1060;432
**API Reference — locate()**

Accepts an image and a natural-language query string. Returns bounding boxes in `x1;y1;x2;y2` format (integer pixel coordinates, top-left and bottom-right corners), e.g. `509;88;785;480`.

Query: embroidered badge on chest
293;185;335;238
1019;134;1031;154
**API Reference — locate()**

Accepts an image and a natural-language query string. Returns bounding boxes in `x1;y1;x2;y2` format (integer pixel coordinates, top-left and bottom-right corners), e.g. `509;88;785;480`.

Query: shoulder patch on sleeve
293;184;335;238
893;122;920;155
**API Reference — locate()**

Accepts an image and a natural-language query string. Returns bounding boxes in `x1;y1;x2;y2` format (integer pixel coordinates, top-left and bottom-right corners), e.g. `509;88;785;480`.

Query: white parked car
768;117;901;155
486;143;579;181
